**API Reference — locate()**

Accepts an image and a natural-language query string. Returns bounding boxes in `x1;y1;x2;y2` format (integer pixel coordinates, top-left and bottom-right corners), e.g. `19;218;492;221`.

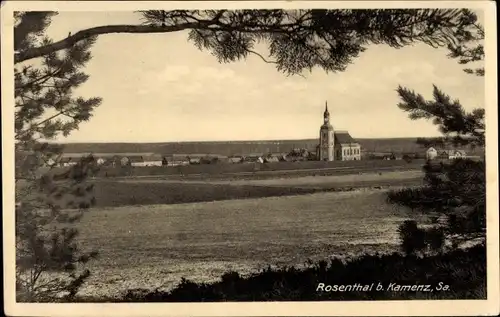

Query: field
32;166;430;298
74;189;428;298
91;170;424;207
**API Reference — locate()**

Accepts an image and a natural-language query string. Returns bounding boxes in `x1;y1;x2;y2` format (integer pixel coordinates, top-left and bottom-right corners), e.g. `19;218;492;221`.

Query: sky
37;10;485;143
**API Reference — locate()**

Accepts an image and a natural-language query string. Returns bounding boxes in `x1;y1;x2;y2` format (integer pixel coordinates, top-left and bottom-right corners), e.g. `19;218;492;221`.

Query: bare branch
15;22;213;63
247;50;277;64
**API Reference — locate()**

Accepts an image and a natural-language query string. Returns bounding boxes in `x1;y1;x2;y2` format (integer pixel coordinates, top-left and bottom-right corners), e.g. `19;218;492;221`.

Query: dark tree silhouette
16;9;483;77
389;86;485;249
15;12;101;301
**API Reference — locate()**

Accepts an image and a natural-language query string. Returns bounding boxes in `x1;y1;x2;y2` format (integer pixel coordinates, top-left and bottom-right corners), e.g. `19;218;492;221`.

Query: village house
120;154;162;167
128;156;145;167
59;157;78;167
141;154;163;166
120;156;130;166
96;157;106;165
264;154;280;163
438;149;467;160
426;147;438;160
228;156;244;164
163;154;191;166
243;155;264;164
428;148;468;160
45;157;58;167
187;157;201;165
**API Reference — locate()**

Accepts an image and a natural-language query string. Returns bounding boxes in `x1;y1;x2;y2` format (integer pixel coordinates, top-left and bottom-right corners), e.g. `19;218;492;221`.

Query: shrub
107;244;485;302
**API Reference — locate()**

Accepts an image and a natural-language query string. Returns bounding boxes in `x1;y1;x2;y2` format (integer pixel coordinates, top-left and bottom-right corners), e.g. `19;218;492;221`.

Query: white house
243;155;264;164
120;156;131;166
96;157;106;165
59;157;78;167
45;157;57;167
228;156;243;164
141;154;163;166
264;155;280;163
437;149;468;160
449;150;467;159
426;147;438;160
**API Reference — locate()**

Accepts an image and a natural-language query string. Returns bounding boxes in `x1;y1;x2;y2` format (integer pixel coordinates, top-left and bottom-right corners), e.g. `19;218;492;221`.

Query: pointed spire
325;100;328;112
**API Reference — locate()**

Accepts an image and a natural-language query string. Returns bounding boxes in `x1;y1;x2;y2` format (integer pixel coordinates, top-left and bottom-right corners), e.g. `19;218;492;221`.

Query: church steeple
319;100;334;161
323;101;330;124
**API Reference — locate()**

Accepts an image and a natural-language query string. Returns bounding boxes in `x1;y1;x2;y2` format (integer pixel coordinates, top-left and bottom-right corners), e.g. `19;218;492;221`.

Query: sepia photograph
2;1;499;316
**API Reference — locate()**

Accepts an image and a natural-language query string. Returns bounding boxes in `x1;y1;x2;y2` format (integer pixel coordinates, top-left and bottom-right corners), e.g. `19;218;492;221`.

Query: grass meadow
74;188;427;298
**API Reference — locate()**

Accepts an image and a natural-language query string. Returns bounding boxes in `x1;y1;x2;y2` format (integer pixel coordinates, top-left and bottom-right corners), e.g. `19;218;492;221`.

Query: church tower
319;101;335;161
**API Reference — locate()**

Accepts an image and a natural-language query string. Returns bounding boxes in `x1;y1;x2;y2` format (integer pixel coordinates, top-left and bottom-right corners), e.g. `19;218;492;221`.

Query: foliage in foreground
388;84;486;252
15;12;101;301
49;244;485;302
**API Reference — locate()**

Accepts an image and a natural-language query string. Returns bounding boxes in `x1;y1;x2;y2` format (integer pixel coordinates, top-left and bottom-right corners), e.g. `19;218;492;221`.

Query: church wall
319;129;334;161
335;144;362;161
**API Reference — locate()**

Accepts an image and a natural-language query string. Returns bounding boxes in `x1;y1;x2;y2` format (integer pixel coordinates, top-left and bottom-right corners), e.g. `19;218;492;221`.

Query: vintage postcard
2;0;499;316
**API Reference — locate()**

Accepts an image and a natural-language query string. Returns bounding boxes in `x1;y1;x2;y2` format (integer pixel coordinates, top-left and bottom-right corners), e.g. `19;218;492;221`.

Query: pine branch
15;22;212;63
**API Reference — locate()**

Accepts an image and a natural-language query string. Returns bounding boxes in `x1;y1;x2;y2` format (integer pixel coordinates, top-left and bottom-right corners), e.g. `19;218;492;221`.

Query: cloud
157;65;191;82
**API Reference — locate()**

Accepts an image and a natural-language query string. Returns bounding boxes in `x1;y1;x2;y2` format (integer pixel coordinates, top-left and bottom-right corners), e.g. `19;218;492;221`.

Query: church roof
334;131;358;144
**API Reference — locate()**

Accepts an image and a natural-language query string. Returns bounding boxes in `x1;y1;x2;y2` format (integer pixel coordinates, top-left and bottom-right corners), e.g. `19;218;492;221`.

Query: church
316;102;361;161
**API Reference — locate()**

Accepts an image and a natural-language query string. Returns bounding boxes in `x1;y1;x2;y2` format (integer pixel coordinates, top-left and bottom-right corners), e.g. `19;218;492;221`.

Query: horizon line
51;136;434;144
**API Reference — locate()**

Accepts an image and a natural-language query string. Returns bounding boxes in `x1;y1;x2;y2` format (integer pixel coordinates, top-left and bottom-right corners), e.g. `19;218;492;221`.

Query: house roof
264;156;280;162
127;156;144;163
142;154;163;161
334;131;358;144
245;156;263;161
440;149;467;155
246;153;264;157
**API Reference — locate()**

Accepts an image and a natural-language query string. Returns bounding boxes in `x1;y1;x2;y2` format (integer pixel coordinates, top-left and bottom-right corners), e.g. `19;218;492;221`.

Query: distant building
228;156;244;164
141;154;163;166
59;157;78;167
243;155;264;164
317;102;361;161
264;155;280;163
451;150;467;159
163;155;190;166
120;156;131;166
187;157;200;165
128;156;145;167
426;147;438;160
45;157;57;167
96;157;106;165
435;149;468;160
